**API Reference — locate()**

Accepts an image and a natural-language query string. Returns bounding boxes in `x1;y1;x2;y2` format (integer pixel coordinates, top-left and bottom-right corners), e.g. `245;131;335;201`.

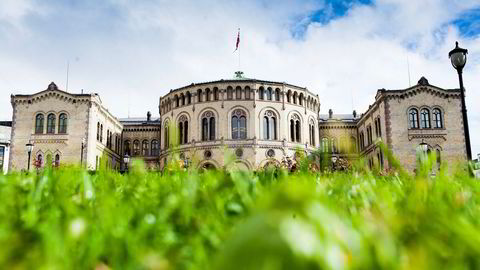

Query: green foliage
0;160;479;269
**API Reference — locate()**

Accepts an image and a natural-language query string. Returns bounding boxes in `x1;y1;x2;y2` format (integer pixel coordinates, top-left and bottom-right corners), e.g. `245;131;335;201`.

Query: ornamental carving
202;111;214;118
266;149;275;158
264;110;275;117
232;109;246;117
204;150;212;159
291;113;300;120
235;148;243;158
178;115;188;122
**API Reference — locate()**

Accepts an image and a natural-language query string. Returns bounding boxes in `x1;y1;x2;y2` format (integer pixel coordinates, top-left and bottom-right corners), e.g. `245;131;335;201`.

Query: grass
0;155;479;269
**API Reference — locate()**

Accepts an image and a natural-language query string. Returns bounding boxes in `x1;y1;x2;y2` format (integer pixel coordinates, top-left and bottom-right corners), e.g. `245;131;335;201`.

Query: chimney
353;110;357;118
147;111;151;122
328;109;333;119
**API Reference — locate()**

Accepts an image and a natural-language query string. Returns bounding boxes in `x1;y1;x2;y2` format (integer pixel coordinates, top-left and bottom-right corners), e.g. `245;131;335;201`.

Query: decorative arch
198;159;220;170
259;158;280;169
288;111;303;143
176;113;190;145
231;159;252;171
229;106;249;139
258;107;280;141
198;108;219;141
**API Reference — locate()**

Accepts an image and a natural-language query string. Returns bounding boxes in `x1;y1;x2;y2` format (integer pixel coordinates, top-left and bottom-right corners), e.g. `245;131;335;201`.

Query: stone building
119;112;161;170
0;121;11;174
7;74;468;173
9;82;123;171
337;77;464;172
158;72;320;170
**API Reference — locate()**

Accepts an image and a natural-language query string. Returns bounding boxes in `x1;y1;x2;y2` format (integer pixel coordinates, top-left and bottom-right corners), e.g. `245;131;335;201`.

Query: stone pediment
12;82;93;105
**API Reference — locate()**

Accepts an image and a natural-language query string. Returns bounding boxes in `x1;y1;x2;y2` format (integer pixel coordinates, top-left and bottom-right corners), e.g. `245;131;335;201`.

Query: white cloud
0;0;479;156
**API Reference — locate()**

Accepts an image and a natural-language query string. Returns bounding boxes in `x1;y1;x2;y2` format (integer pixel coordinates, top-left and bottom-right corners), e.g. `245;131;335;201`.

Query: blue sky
0;0;479;156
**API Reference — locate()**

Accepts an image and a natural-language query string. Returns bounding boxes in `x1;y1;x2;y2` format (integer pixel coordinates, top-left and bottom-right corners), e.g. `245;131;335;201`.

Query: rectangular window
0;146;4;172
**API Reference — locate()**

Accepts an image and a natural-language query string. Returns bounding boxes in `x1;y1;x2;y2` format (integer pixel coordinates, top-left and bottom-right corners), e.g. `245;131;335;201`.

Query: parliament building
7;72;467;173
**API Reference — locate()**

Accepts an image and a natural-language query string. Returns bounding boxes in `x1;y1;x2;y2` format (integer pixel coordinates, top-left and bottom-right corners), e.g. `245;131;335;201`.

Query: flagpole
238;28;241;70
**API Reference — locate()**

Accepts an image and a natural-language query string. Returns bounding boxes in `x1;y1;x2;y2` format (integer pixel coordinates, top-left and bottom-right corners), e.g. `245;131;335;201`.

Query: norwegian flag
234;28;240;52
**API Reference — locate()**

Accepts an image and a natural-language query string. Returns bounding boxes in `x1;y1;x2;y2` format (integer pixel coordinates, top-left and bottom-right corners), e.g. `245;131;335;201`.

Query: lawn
0;155;479;269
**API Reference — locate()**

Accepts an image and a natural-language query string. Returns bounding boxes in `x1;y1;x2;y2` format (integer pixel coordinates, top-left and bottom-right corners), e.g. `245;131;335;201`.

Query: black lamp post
449;41;471;160
183;157;190;170
81;138;86;167
25;142;34;171
123;154;130;172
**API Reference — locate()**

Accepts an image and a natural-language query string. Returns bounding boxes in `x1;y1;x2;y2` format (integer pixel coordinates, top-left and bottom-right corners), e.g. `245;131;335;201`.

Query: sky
0;0;479;157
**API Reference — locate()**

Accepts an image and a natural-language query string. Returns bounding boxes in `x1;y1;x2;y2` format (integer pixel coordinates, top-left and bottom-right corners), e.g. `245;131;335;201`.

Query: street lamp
331;156;338;171
123;154;130;172
183;157;190;170
25;142;34;171
449;41;471;160
81;138;86;167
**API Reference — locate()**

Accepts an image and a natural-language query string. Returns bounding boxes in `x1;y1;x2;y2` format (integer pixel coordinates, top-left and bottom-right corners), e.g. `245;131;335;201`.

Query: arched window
47;113;56;134
186;92;192;104
58;113;67;134
123;140;129;156
259;87;264;100
433;108;443;128
232;110;247;139
420;108;431;129
214;87;219;101
289;114;301;142
175;95;179;107
263;116;269;139
151;140;159;156
227;86;233;100
299;93;304;105
293;92;298;104
37;154;43;168
309;120;315;146
178;115;188;144
321;138;329;153
290;119;295;142
436;149;441;169
244;87;250;100
275;88;280;101
197;89;203;102
331;138;338;153
35;114;44;134
142;140;149;156
263;110;277;140
409;108;419;129
181;93;185;106
133;140;140;156
287;90;291;103
164;124;169;149
201;111;216;141
266;87;272;101
295;120;301;142
55;154;60;167
236;86;242;99
205;88;211;101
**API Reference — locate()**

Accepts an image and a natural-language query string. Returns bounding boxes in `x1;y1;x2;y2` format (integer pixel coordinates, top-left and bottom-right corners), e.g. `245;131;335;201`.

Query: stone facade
7;75;468;173
9;82;123;171
0;123;11;174
158;75;320;170
120;113;161;170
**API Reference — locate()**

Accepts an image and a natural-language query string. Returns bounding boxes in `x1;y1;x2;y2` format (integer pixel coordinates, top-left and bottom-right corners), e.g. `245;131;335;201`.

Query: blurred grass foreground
1;154;480;270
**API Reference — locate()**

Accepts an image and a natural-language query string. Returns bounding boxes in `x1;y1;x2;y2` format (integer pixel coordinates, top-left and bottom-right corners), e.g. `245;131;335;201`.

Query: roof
119;117;161;126
12;82;94;98
319;114;358;123
162;72;318;98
